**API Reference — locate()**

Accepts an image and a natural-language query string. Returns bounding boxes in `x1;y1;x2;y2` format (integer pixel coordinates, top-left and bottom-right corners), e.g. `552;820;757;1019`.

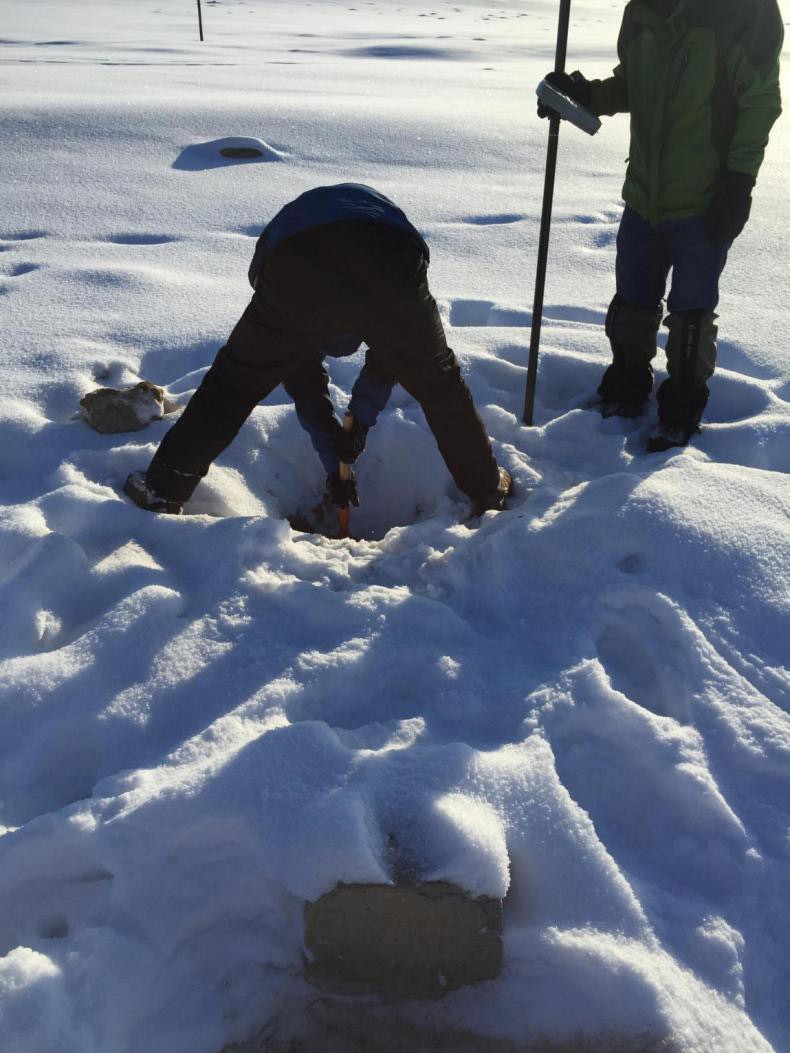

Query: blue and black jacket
248;183;430;474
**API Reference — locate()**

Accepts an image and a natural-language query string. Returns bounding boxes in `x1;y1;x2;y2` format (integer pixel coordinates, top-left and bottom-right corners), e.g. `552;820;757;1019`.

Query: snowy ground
1;1;789;1050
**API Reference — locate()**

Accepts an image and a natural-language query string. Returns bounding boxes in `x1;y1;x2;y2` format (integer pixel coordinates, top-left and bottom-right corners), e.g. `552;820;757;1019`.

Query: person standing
540;0;783;450
125;183;511;517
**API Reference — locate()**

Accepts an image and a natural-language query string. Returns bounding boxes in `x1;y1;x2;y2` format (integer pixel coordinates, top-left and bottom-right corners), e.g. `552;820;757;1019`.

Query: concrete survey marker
304;881;503;998
219;146;264;159
173;136;287;170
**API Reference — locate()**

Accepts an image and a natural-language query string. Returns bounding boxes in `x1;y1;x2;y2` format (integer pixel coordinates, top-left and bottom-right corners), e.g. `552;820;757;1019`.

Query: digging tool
337;413;354;539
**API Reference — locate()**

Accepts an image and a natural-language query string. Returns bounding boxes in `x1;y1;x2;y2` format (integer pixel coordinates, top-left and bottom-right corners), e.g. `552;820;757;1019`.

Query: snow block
79;381;171;433
304;881;503;998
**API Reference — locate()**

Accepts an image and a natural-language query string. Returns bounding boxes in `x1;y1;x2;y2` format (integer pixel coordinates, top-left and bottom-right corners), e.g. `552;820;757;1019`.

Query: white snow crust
0;1;789;1050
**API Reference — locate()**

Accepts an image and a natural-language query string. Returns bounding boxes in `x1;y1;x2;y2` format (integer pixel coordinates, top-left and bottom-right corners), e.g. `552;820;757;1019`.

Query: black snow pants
146;220;499;504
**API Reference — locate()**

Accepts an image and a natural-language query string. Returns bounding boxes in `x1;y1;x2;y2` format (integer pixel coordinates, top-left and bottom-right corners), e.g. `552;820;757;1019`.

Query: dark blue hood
248;182;429;288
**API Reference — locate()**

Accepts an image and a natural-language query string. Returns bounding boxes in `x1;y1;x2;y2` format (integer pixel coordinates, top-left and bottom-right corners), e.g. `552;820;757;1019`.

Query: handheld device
536;79;601;136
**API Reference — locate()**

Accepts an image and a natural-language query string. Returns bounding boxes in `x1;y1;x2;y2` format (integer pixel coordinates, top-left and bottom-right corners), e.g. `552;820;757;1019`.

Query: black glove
706;170;755;246
537;70;592;119
335;418;369;464
124;471;184;514
326;469;360;509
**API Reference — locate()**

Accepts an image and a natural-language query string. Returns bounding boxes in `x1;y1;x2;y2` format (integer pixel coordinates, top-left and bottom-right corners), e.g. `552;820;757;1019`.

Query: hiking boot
124;471;183;514
474;466;512;515
598;398;647;420
597;296;661;415
645;422;699;454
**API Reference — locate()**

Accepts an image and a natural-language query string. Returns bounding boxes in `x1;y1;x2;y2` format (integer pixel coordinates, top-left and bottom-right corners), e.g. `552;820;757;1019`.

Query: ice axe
522;0;600;426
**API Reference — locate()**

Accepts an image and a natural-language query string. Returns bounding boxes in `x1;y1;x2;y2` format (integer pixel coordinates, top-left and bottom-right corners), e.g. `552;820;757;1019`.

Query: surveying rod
522;0;572;426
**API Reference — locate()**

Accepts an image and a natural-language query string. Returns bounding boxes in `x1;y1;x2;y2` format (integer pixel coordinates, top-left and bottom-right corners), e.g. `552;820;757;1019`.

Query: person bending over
125;183;511;516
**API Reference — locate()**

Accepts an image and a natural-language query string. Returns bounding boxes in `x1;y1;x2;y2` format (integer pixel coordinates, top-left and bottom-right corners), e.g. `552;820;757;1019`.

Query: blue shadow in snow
341;45;470;60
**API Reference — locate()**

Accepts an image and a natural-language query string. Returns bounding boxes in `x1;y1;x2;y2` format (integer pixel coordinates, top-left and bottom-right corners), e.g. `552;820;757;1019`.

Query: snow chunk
0;948;80;1053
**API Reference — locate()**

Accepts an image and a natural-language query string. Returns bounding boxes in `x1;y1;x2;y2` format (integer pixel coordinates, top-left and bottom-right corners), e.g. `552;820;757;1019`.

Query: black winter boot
647;309;717;452
123;471;185;514
597;295;663;417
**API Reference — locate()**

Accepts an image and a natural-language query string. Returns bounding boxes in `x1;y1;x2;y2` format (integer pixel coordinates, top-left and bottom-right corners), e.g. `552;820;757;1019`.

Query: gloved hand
326;469;360;509
124;471;184;514
706;170;755;246
537;70;592;119
335;417;369;464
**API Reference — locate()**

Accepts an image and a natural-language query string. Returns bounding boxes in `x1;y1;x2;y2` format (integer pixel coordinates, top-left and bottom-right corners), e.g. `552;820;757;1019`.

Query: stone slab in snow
303;881;503;998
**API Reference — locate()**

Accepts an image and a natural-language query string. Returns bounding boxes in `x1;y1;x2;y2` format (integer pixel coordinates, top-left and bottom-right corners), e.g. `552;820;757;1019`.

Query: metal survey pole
523;0;572;426
197;0;204;41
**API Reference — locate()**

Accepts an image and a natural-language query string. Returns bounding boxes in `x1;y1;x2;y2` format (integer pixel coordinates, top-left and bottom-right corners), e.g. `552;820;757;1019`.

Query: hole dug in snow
182;409;465;538
286;414;460;541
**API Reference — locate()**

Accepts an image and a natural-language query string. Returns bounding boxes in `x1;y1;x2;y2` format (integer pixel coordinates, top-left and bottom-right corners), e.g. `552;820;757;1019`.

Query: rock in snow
80;381;170;434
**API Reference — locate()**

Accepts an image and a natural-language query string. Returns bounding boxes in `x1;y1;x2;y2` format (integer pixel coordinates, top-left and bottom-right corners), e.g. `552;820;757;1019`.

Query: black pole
197;0;204;41
523;0;572;426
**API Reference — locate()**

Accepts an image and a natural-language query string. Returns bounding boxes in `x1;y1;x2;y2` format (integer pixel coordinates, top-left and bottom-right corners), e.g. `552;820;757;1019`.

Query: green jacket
589;0;784;223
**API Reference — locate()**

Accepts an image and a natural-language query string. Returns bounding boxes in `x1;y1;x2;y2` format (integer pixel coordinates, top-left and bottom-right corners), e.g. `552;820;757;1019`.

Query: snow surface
1;0;789;1050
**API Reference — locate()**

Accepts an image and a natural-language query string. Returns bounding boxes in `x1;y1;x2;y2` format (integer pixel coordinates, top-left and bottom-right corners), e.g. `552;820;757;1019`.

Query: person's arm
724;1;783;180
588;64;629;118
587;11;630;117
332;350;397;465
283;355;342;475
348;350;396;429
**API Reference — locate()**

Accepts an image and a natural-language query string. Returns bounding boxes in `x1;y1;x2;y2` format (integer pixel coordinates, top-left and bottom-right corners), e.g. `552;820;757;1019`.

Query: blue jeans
598;207;731;425
616;206;730;313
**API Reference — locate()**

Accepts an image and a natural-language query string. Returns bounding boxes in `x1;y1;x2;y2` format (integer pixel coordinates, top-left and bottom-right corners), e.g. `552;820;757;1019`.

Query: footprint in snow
0;533;91;659
616;553;646;575
704;370;771;423
592;228;617;249
1;262;42;278
446;298;603;330
447;298;531;327
596;594;696;724
0;229;48;242
103;233;178;246
461;213;525;226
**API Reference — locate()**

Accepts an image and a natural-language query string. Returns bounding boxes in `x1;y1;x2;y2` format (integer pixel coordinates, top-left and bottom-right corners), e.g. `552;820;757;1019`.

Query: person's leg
598;207;670;413
145;294;303;503
656;216;729;433
358;247;500;505
283;355;342;475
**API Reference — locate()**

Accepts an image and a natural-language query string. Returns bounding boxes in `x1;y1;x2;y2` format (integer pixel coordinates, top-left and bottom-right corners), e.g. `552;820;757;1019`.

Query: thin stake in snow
196;0;204;41
523;0;572;426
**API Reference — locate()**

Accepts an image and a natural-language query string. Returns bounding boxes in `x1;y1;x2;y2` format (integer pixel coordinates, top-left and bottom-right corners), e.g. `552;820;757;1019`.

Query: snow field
1;0;790;1050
